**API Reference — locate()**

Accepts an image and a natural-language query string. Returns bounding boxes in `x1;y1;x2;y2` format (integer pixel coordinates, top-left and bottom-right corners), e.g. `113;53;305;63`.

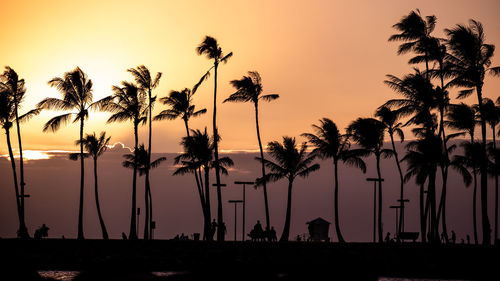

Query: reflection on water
380;278;469;281
152;271;187;277
38;271;79;281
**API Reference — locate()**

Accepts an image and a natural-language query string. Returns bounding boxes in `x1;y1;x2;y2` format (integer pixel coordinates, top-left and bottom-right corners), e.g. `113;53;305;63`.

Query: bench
398;232;419;242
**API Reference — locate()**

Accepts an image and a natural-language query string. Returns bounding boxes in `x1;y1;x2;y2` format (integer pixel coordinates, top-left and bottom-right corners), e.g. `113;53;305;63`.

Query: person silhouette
269;227;277;242
385;232;391;243
219;222;227;240
451;231;456;244
466;234;470;244
253;220;263;237
211;219;217;240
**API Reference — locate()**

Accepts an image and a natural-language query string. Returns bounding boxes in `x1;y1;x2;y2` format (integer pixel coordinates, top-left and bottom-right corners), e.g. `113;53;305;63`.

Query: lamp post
389;205;402;238
397;199;410;233
234;181;254;241
366;177;384;243
228;200;243;241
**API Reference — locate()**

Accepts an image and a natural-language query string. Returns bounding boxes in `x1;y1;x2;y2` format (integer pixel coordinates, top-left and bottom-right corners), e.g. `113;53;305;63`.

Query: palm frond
43;113;75;132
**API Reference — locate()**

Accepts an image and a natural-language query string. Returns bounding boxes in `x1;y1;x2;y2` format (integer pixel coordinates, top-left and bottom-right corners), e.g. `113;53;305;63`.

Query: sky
0;0;499;153
0;0;500;240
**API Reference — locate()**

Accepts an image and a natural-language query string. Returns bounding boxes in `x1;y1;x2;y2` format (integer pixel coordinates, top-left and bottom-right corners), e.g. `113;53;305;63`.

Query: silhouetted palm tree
389;9;436;78
174;128;233;240
375;106;406;236
38;67;111;240
302;118;366;243
106;81;147;240
446;19;500;245
70;132;111;240
347;118;390;243
257;137;319;242
445;103;479;244
128;65;161;239
225;71;279;232
483;98;500;243
0;87;39;239
196;35;233;241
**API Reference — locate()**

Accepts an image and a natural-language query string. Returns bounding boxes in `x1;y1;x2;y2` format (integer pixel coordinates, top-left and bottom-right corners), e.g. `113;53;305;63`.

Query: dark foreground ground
0;239;498;281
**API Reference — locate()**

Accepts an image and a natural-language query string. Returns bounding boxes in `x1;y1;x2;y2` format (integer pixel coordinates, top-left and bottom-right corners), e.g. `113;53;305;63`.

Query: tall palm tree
127;65;161;239
483;98;499;243
347;118;390;243
257;137;319;242
0;87;39;239
375;106;406;237
38;67;111;240
174;128;234;240
105;81;147;240
302;118;366;243
389;9;436;79
224;71;279;232
196;35;233;241
70;132;111;240
445;103;479;244
446;19;500;244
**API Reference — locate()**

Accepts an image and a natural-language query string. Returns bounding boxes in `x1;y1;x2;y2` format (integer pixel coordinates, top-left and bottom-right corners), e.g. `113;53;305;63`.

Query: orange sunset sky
1;0;499;154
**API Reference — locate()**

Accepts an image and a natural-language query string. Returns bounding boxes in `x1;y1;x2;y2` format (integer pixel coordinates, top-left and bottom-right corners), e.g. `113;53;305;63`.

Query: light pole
234;181;254;241
366;177;384;243
389;205;402;238
397;199;409;233
228;200;243;241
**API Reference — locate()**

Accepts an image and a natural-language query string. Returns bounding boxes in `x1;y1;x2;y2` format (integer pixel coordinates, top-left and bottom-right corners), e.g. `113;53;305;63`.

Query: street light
397;199;410;233
389;205;402;237
234;181;254;241
366;177;384;243
228;200;244;241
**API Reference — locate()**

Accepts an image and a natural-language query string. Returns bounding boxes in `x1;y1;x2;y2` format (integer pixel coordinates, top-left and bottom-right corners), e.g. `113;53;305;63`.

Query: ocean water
37;271;79;281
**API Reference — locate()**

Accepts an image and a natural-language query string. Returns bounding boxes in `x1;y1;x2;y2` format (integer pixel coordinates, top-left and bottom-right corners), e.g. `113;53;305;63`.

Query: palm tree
224;71;279;232
127;65;161;239
445;19;500;245
38;67;111;240
257;137;319;242
70;132;111;239
0;87;39;239
302;118;366;243
347;118;390;243
445;103;479;244
375;106;406;237
196;35;233;241
483;98;499;243
105;81;147;240
174;128;234;240
389;9;436;78
123;144;167;239
402;134;444;243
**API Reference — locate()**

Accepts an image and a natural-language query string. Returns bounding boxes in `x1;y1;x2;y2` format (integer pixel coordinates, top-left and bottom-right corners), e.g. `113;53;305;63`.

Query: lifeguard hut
306;217;331;242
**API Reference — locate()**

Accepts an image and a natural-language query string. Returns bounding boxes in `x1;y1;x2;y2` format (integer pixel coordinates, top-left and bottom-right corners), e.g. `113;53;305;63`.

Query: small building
306;217;331;242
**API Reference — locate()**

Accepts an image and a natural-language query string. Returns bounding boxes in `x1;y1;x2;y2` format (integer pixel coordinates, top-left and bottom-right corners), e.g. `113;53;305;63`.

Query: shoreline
1;239;499;280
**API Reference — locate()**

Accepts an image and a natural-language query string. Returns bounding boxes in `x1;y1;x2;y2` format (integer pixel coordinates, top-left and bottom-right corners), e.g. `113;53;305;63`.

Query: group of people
248;220;277;242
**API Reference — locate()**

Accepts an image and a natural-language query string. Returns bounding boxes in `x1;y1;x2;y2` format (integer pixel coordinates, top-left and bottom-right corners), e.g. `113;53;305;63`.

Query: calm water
37;271;470;281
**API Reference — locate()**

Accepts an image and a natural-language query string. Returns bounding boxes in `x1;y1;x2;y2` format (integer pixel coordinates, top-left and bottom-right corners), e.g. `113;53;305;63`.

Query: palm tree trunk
476;85;491;245
389;133;404;237
280;179;294;242
129;122;138;240
147;88;153;240
204;167;212;241
212;62;224;242
94;157;108;240
5;128;24;238
428;166;438;243
144;169;150;239
14;102;29;239
333;159;345;242
77;118;85;240
493;125;498;245
473;167;479;245
254;103;271;231
376;152;383;243
420;183;426;243
148;187;153;239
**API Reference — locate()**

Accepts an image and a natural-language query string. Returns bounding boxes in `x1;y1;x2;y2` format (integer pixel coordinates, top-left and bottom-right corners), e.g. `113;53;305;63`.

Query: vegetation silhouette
38;67;111;240
347;118;389;243
105;81;148;240
128;65;162;240
70;132;112;240
196;35;233;241
256;136;320;242
0;71;40;239
302;118;366;243
225;71;279;233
